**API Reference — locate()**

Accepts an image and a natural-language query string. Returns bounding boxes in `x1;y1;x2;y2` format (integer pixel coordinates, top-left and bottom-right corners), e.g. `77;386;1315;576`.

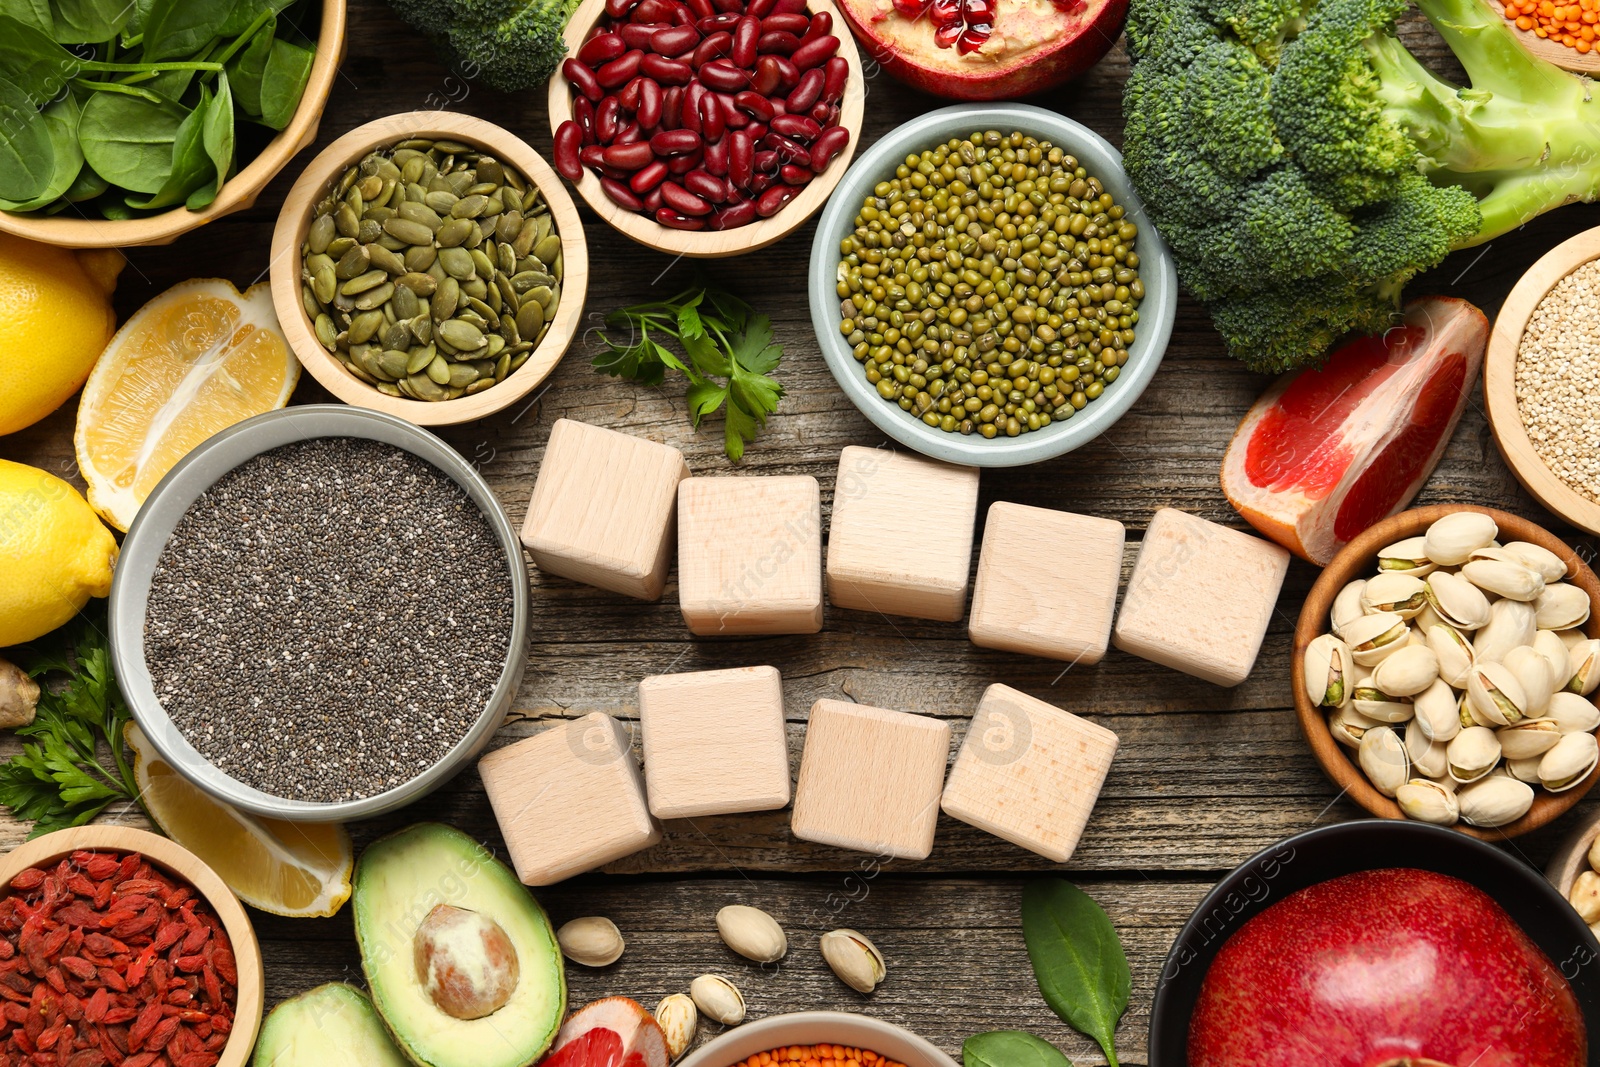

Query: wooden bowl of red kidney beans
549;0;865;256
0;826;263;1067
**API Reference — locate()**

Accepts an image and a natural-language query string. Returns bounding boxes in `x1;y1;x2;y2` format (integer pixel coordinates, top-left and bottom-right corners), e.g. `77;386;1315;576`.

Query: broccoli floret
389;0;580;92
1123;0;1600;373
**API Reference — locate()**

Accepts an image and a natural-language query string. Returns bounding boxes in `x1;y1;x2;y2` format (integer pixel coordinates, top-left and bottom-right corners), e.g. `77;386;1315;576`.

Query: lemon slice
127;723;352;918
75;278;299;532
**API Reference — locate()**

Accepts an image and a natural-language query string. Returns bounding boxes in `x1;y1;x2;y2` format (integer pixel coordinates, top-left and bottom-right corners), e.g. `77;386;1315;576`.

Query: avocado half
253;984;411;1066
354;823;567;1067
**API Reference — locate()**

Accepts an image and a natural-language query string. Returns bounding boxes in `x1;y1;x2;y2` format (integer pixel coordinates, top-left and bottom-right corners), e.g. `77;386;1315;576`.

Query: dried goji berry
6;875;42;895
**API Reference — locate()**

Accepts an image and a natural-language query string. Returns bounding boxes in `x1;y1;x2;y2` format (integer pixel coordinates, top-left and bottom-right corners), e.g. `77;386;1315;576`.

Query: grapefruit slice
1222;297;1487;566
543;998;670;1067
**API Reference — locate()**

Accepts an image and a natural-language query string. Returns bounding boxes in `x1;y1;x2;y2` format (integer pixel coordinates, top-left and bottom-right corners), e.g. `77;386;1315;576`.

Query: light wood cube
968;502;1126;664
826;446;981;622
677;475;823;636
639;665;791;819
790;699;951;860
478;712;660;886
1112;508;1291;687
941;684;1118;863
521;419;690;600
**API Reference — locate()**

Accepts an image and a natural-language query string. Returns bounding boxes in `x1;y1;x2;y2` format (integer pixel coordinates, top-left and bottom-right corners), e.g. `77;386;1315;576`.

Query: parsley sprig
0;611;142;838
592;286;785;461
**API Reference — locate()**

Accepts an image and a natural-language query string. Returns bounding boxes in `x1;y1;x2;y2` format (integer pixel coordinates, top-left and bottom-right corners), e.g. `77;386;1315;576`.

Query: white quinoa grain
1516;258;1600;505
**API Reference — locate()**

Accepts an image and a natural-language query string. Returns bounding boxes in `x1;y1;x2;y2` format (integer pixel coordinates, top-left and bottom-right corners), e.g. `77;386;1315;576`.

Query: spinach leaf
257;35;309;129
0;92;81;211
1021;880;1131;1067
0;76;54;201
63;162;106;201
0;0;53;35
0;0;130;42
0;15;81;101
225;14;272;115
124;86;211;209
140;0;234;61
78;90;186;195
963;1033;1074;1067
219;0;294;38
188;71;232;208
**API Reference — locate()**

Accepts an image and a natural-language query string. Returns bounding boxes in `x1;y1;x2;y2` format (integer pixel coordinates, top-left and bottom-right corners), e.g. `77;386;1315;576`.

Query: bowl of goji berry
0;825;263;1067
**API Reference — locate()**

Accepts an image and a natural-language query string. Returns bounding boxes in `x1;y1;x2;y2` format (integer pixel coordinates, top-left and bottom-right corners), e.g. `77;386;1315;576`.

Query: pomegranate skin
1188;868;1586;1067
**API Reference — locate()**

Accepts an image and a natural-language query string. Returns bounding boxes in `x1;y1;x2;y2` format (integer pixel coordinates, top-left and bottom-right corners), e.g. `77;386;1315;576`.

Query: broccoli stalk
1123;0;1600;372
387;0;582;93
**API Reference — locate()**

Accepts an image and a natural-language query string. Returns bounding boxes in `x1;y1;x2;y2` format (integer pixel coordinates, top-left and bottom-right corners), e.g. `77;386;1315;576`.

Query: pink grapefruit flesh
542;998;669;1067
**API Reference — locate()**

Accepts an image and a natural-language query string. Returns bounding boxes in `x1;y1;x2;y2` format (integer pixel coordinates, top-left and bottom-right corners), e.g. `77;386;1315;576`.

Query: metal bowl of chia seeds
109;405;530;822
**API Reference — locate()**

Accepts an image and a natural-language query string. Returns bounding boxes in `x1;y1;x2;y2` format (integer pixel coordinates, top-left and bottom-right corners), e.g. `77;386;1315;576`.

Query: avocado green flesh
252;984;411;1067
353;823;566;1067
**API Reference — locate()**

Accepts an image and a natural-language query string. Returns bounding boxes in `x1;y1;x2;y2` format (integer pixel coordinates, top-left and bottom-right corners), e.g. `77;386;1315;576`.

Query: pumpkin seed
438;319;487;351
307;215;336;255
516;300;544;339
392;285;421;320
406;345;437;375
379;349;411;379
354;283;394;311
347;310;385;344
341;269;389;296
383;218;435;246
465;377;497;395
436;218;474;248
334;245;371;280
426;354;452;385
367;244;407;275
314;314;339;350
398;201;444;230
375;381;403;397
433;277;460;321
439;246;476;279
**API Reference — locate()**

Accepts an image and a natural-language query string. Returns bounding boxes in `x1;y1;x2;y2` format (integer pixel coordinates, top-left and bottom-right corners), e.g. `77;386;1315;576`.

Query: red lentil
729;1045;907;1067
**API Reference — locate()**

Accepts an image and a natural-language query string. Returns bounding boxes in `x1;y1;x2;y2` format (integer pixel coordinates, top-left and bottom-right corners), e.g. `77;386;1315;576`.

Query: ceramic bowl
0;825;264;1066
107;405;530;822
1292;503;1600;838
547;0;865;258
0;0;346;249
679;1012;959;1067
269;111;588;426
807;103;1177;468
1147;819;1600;1066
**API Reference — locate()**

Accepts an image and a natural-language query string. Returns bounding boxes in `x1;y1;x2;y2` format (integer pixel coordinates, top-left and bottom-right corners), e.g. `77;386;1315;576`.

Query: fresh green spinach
140;0;233;61
0;76;54;201
962;1032;1074;1067
225;15;273;116
258;35;310;129
79;90;186;195
191;73;233;208
0;93;83;211
1;0;131;43
1021;880;1131;1067
124;90;209;209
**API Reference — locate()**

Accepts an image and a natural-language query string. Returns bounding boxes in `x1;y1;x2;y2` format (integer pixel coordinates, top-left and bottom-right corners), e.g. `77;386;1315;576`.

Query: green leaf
723;397;759;462
62;164;107;201
257;35;310;129
121;89;209;209
141;0;235;61
682;331;729;378
0;15;82;100
0;92;82;212
225;13;273;115
0;0;132;42
0;76;54;203
963;1032;1074;1067
78;89;186;195
685;380;727;425
1022;880;1130;1067
189;71;233;208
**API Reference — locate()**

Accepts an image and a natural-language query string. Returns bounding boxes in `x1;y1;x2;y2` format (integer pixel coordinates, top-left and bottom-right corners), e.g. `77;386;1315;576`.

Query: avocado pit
414;904;521;1020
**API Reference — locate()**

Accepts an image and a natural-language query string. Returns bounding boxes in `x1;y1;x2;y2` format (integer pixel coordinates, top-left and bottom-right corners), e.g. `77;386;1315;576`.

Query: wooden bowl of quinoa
1485;226;1600;536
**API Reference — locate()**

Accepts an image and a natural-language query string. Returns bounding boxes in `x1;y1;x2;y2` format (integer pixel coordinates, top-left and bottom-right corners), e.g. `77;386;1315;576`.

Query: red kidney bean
618;75;644;110
661;181;712;215
729;129;754;189
601;177;644;210
821;55;848;102
704;137;730;175
554;121;584;180
732;15;760;66
574;95;597;142
754;147;780;172
603;141;655;169
662;85;684;128
656;207;707;230
641;53;694;84
809;124;849;171
710;198;758;229
580;144;607;168
671;2;698;26
691;30;733;68
774;0;807;12
579;31;627;65
684;169;728;202
745;120;768;142
597;49;644;88
748;0;779;17
651;128;702;154
651;23;700;55
637;79;663;127
564;57;604;100
695;11;741;30
616;120;644;144
785;68;823;112
606;0;638;17
801;10;832;41
769;112;820;141
809;100;834;124
633;0;677;21
790;35;837;69
757;30;800;54
619;22;658;47
683;83;706;132
781;162;812;184
699;92;726;141
685;0;715;19
751;170;776;193
666;146;703;173
712;0;741;11
596;95;622;142
765;132;811;165
721;94;749;128
762;12;811;32
645;185;666;211
599;164;633;181
733;89;774;120
757;183;796;216
698;58;748;91
771;54;801;90
630;159;669;192
750;56;782;95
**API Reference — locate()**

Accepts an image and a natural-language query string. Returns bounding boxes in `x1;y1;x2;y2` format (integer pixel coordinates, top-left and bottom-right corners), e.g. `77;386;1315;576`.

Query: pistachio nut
819;929;886;994
1371;644;1439;698
1504;540;1569;583
1404;721;1448;779
1566;639;1600;696
654;994;698;1060
1423;511;1498;566
1459;690;1486;730
1351;685;1415;723
1506;755;1545;783
689;975;745;1026
1534;582;1591;630
1570;870;1600;926
1547;691;1600;735
1304;634;1352;709
1466;662;1528;726
1395;778;1459;826
556;916;625;967
1329;704;1385;748
1331;579;1369;637
1535;629;1572;684
1424;571;1492;632
1462;558;1546;602
1447;726;1502;784
1588;831;1600;871
1539;730;1599;793
1361;572;1429;619
1456;774;1535;828
1473;599;1539;666
1377;536;1436;576
1466;545;1517;565
1506;645;1557;717
1424;620;1476;689
1495;717;1563;760
1406;628;1428;649
716;905;787;964
1344;611;1411;667
1412;679;1461;744
1358;725;1410;797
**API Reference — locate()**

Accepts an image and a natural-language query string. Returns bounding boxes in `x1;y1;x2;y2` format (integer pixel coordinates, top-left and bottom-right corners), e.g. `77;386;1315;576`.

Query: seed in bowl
729;1045;906;1067
835;131;1141;438
1515;257;1600;505
300;139;563;403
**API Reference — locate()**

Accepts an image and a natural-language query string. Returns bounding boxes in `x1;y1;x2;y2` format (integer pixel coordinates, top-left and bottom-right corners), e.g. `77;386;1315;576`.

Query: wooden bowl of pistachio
1293;504;1600;839
269;111;589;426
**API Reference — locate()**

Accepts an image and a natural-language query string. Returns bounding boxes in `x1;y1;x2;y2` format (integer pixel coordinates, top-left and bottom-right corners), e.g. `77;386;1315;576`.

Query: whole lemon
0;460;118;647
0;233;123;437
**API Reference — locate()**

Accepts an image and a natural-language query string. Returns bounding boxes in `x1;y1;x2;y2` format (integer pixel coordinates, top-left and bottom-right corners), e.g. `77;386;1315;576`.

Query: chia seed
143;436;514;803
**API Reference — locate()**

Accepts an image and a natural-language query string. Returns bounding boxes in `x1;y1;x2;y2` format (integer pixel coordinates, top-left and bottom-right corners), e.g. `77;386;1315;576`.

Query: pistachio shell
1304;634;1352;709
557;916;625;967
1539;730;1599;793
715;905;787;963
1503;645;1555;716
1361;573;1429;619
1343;612;1411;666
1371;644;1439;698
1506;755;1545;783
1466;662;1528;726
1405;721;1448;779
819;929;886;994
1424;512;1498;566
1351;684;1415;723
1395;778;1459;826
1329;705;1385;748
1447;726;1502;784
1331;579;1369;637
1358;725;1410;797
1473;599;1538;665
689;975;745;1026
1546;691;1600;735
1570;871;1600;926
1503;541;1569;583
1567;639;1600;696
1588;832;1600;871
1456;774;1534;828
1413;679;1460;744
654;994;698;1060
1535;629;1572;684
1462;558;1545;602
1495;717;1563;760
1377;536;1435;577
1534;583;1591;631
1424;571;1492;631
1424;620;1476;689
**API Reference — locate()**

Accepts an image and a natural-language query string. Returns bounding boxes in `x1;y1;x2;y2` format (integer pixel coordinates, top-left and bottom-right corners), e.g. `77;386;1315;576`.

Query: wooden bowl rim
1546;808;1600;898
0;0;347;250
0;825;264;1066
1483;224;1600;536
1510;21;1600;74
268;111;590;427
1291;503;1600;840
547;0;866;259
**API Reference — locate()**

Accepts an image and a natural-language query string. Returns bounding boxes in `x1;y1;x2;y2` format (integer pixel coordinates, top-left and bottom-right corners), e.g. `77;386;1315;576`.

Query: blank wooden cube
790;699;951;860
478;712;660;886
677;475;823;636
941;684;1118;862
826;446;980;622
968;503;1126;664
521;419;689;600
1113;508;1291;687
639;665;791;819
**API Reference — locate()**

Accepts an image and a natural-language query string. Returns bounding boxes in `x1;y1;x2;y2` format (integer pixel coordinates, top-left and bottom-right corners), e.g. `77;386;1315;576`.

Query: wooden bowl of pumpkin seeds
270;111;588;425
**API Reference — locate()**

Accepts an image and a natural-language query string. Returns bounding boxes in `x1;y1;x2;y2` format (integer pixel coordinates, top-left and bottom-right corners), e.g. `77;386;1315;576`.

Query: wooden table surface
4;6;1599;1064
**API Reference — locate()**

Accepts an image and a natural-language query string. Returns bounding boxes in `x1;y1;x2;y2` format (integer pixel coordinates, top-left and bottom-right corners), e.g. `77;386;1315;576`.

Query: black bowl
1147;819;1600;1066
